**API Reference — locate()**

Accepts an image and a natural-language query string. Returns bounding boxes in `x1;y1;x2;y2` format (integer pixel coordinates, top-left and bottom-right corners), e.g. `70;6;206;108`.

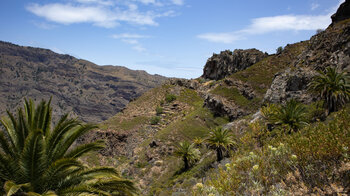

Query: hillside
0;41;167;122
79;1;350;195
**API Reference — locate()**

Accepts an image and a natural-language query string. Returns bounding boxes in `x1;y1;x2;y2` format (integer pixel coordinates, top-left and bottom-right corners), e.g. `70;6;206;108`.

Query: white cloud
74;0;114;6
132;45;147;52
27;0;182;28
112;33;150;52
122;39;139;44
171;0;184;5
198;14;331;44
197;32;243;44
111;33;150;39
311;3;320;10
27;3;118;28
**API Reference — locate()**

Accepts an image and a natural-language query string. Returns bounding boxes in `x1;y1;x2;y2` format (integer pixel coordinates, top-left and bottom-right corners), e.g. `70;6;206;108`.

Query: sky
0;0;345;79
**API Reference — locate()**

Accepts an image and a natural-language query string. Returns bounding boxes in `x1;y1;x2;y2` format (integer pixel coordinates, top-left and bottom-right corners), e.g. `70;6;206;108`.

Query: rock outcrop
264;68;316;104
202;49;268;80
265;13;350;104
204;94;247;121
331;0;350;25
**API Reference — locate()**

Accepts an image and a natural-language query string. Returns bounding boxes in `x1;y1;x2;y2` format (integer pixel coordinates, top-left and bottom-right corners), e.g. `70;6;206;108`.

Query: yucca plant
206;128;235;162
309;67;350;114
0;98;136;195
174;141;200;170
270;99;308;132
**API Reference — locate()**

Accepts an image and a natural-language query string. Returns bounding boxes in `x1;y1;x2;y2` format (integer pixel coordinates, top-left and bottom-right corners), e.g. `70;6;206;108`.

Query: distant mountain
0;41;167;122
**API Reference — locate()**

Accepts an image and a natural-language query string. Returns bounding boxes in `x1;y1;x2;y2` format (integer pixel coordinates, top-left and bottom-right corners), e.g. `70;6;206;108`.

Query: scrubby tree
206;128;235;162
276;46;283;55
0;98;136;195
309;67;350;114
174;141;200;170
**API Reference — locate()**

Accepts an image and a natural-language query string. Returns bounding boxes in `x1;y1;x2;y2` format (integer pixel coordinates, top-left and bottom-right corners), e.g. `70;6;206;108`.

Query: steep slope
0;41;167;122
77;2;350;195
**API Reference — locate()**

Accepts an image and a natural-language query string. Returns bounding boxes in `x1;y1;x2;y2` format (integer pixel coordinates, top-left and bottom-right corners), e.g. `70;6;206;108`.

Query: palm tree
270;99;308;132
174;141;200;170
309;67;350;114
206;128;235;162
0;98;136;196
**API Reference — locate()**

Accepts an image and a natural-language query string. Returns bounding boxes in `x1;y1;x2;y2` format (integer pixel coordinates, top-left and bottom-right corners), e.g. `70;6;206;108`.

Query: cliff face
202;49;268;80
0;41;167;122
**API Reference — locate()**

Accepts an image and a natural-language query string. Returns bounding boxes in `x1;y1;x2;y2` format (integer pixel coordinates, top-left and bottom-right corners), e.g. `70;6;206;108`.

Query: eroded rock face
331;0;350;25
202;49;268;80
203;94;247;121
265;15;350;104
264;68;316;104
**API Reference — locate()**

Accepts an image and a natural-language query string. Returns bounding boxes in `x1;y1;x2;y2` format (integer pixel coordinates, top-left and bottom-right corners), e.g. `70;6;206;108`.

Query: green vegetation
211;85;261;111
206;127;235;161
174;141;200;170
165;94;177;103
0;99;136;195
309;66;350;114
276;46;283;54
150;116;161;125
156;106;163;115
262;99;308;132
194;106;350;195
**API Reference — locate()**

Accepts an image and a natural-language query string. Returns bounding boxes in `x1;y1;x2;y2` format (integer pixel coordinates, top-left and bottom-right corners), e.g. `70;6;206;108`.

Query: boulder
264;68;316;104
331;0;350;25
202;49;268;80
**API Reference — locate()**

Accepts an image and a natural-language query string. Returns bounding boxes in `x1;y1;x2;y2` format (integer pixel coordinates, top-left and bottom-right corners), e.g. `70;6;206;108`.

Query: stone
202;49;268;80
331;0;350;25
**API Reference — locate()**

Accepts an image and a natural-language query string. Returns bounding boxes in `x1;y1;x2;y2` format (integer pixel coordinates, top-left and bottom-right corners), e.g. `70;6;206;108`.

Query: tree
276;46;283;55
0;98;136;196
309;67;350;114
269;99;308;132
206;128;235;162
174;141;200;170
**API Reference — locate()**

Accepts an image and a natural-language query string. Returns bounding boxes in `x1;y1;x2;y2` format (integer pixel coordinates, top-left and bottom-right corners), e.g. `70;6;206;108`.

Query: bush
156;106;163;115
276;46;283;55
194;143;297;195
165;94;177;103
150;116;161;125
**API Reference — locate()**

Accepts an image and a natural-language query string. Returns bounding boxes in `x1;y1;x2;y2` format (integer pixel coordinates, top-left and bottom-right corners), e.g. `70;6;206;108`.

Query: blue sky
0;0;344;78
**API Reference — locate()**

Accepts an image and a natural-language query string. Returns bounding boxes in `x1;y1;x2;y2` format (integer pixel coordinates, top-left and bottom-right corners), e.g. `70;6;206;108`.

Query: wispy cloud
171;0;184;6
197;0;346;44
311;3;320;10
198;14;331;44
112;33;150;52
27;0;182;28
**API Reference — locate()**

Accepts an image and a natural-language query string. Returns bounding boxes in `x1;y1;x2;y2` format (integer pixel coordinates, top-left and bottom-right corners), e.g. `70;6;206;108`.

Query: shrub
156;106;163;115
150;116;161;125
195;143;297;195
165;94;177;103
276;46;283;55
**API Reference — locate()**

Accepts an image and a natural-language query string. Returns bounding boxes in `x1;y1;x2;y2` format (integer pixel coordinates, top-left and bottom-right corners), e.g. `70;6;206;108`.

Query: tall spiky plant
270;99;308;132
206;128;235;162
309;67;350;114
174;141;200;170
0;98;136;196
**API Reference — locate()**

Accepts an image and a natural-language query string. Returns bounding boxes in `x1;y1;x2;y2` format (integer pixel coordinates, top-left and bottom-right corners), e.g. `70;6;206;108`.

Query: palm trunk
216;148;223;162
183;156;189;170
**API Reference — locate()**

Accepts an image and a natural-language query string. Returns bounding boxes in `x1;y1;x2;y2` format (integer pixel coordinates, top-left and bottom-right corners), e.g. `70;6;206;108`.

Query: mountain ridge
0;40;167;123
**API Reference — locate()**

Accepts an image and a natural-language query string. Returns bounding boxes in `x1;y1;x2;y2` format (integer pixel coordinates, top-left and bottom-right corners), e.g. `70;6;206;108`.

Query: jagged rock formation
265;12;350;104
202;49;268;80
264;68;316;103
331;0;350;25
0;41;167;122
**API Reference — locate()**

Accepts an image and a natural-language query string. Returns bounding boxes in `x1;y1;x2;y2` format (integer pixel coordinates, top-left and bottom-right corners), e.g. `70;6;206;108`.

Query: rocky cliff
0;41;167;122
202;49;268;80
